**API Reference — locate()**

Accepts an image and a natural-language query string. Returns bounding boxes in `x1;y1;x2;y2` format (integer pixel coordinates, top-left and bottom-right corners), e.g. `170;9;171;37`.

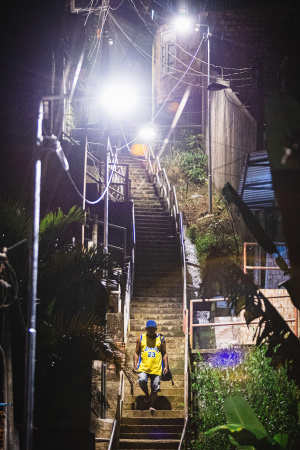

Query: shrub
161;130;207;185
187;199;242;272
190;346;300;449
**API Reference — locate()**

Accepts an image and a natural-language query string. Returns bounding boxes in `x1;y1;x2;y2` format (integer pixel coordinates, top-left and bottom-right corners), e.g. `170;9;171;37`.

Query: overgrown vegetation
190;346;300;449
161;130;207;185
187;198;242;273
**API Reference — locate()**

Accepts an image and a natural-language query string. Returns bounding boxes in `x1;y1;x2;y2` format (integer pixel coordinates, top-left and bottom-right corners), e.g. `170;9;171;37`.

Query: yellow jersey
138;334;164;375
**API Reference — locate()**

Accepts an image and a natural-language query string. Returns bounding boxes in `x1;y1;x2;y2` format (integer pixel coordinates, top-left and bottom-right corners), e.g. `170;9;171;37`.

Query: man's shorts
138;372;161;393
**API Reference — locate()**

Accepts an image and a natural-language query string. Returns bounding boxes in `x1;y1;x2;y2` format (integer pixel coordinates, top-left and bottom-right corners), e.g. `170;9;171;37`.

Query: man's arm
161;339;168;375
133;336;141;372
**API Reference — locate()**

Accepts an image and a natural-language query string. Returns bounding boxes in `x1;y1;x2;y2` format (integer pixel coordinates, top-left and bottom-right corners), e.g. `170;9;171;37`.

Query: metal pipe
207;25;212;214
24;100;43;450
82;136;88;247
104;135;109;254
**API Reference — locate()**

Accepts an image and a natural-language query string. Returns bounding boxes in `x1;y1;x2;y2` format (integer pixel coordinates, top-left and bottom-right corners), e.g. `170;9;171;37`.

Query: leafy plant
206;395;291;449
0;198;125;430
190;346;300;449
187;198;242;272
162;130;207;185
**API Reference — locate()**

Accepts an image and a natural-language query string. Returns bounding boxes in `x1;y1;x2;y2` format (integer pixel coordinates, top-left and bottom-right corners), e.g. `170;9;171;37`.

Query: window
161;30;176;76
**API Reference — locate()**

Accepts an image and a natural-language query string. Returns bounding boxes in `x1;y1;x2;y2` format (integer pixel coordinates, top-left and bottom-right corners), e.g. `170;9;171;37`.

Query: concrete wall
209;87;257;192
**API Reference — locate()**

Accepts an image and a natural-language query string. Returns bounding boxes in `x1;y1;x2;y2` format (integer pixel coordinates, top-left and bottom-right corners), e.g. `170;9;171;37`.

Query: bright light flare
139;127;156;140
99;83;138;116
173;15;193;33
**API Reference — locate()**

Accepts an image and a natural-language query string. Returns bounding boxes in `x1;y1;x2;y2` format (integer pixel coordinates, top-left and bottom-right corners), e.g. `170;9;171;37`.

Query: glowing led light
139;127;156;140
173;16;193;33
99;83;138;116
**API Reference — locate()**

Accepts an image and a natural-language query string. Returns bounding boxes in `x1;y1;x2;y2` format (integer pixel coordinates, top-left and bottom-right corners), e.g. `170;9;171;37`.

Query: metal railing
108;371;124;450
190;295;298;350
144;145;189;449
108;204;135;449
87;141;130;202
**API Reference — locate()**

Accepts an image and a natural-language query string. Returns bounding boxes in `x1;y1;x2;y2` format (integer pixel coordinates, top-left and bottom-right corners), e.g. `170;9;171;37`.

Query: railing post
190;301;194;349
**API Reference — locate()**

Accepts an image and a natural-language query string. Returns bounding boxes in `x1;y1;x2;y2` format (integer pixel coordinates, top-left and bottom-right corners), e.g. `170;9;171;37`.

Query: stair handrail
108;202;135;449
178;212;189;449
108;371;124;450
144;150;189;449
124;261;132;344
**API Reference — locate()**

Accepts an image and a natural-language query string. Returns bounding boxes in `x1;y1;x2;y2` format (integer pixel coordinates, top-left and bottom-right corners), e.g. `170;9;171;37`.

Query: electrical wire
66;142;119;205
213;155;245;171
86;13;102;60
114;34;206;153
86;8;110;81
135;0;160;27
173;40;251;72
109;13;251;89
128;0;157;32
83;1;99;26
109;0;127;11
108;13;205;87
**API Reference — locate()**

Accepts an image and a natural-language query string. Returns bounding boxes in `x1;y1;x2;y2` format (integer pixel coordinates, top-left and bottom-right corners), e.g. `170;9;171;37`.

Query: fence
190;290;299;351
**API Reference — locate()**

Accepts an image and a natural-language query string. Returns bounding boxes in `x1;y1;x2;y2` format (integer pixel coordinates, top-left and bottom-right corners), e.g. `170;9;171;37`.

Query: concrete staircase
118;154;185;449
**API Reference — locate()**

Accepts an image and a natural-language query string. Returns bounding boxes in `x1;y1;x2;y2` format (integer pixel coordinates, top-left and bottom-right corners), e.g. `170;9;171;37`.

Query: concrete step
124;387;183;396
119;438;180;449
134;274;180;282
132;196;161;201
123;395;184;411
120;432;181;440
130;313;182;320
121;417;184;426
130;300;182;307
134;209;169;215
121;410;185;419
129;309;182;318
130;297;182;303
127;379;185;392
135;214;171;219
133;288;182;297
135;239;177;245
135;228;176;234
134;205;166;211
133;280;181;289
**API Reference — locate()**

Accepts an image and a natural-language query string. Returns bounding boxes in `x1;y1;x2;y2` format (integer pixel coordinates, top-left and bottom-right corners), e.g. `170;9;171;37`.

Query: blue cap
146;320;157;328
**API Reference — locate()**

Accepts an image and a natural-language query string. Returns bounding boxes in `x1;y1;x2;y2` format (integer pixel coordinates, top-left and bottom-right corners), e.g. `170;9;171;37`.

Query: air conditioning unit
70;0;102;13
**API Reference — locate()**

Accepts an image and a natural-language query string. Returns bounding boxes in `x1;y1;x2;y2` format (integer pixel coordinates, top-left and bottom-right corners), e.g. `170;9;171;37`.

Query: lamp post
24;97;69;450
206;25;212;214
173;16;211;212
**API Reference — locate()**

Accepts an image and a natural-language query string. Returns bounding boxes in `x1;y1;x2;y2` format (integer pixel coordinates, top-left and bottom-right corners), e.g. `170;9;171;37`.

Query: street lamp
24;97;69;450
173;15;211;212
99;82;138;116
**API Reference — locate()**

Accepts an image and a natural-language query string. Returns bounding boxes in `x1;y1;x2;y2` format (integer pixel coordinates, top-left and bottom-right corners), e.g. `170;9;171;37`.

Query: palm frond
38;309;124;371
0;196;30;248
39;206;85;259
37;244;112;310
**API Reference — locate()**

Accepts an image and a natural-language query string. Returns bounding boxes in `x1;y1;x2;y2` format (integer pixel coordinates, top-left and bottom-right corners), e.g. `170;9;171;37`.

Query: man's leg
149;374;161;410
138;372;149;400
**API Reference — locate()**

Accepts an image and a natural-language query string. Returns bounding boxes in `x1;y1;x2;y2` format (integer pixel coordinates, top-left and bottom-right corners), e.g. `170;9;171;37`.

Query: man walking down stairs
133;320;169;412
118;154;185;449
